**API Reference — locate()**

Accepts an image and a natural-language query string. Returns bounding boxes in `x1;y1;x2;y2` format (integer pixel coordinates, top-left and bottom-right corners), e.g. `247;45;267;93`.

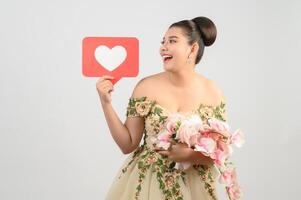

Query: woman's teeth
163;55;173;62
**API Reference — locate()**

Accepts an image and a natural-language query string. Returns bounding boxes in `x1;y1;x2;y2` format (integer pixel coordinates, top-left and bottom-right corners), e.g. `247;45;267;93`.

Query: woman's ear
187;42;199;59
191;42;199;55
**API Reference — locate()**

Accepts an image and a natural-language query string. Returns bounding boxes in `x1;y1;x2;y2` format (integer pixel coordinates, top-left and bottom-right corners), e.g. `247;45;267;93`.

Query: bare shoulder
130;72;163;98
208;79;227;103
200;75;227;104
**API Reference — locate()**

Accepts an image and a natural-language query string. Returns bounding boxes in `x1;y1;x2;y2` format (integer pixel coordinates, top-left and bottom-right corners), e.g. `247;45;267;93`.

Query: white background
0;0;300;199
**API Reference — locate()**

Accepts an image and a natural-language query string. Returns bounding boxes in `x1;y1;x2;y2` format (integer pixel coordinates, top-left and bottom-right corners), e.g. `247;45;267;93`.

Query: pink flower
194;137;216;156
155;111;244;200
157;130;172;142
176;124;199;148
219;168;235;185
230;129;245;148
208;118;230;132
226;183;243;200
156;130;172;150
211;149;228;167
207;118;231;138
175;114;203;148
217;140;233;156
156;140;171;150
175;161;191;171
166;121;177;134
165;113;184;133
199;123;211;133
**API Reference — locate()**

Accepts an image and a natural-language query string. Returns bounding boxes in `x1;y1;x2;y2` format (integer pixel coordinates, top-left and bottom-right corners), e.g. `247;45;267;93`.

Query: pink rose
157;130;172;142
208;118;231;135
176;123;200;148
230;129;245;148
175;161;191;171
165;113;185;133
217;140;233;156
199;123;211;133
166;121;177;134
211;149;228;167
175;114;203;147
219;168;235;185
156;140;171;150
194;137;217;156
226;183;243;200
156;130;172;150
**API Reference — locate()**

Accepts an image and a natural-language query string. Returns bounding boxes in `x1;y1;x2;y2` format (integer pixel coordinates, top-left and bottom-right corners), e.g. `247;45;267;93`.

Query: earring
187;56;191;63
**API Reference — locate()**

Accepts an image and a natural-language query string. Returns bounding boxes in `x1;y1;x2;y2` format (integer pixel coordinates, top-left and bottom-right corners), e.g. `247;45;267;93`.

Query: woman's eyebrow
162;36;179;40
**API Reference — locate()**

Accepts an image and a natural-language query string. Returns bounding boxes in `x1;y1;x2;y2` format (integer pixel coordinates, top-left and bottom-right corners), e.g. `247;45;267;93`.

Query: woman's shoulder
129;72;226;104
129;72;163;99
201;76;226;104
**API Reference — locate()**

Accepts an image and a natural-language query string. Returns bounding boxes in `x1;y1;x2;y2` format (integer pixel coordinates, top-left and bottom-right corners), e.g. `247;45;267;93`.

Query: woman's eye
160;40;176;45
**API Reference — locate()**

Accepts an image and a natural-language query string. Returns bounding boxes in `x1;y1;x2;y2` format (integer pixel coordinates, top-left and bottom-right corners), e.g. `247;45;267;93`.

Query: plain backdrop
1;0;300;199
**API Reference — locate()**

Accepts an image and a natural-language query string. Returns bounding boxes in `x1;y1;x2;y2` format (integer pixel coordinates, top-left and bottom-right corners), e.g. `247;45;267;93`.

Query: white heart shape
94;45;127;71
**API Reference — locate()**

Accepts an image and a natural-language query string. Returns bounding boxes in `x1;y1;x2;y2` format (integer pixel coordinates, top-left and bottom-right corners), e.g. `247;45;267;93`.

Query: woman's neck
165;69;199;89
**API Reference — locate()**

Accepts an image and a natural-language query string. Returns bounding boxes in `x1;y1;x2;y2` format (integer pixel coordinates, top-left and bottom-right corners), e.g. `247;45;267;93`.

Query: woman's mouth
163;55;173;63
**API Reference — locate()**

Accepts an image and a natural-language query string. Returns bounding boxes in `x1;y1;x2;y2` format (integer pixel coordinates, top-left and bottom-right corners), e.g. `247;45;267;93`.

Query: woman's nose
160;44;168;51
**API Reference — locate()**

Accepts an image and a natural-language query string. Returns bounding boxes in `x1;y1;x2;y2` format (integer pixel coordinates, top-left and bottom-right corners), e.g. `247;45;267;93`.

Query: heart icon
94;45;127;71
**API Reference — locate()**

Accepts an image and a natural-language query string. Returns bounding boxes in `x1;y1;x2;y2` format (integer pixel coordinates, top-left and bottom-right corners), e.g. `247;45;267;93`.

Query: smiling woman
159;16;217;73
98;16;242;200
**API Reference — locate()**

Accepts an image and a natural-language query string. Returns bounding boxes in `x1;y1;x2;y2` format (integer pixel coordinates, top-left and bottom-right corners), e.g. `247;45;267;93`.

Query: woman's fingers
170;140;177;145
154;147;165;151
155;143;173;151
156;150;170;156
96;75;115;103
99;75;114;81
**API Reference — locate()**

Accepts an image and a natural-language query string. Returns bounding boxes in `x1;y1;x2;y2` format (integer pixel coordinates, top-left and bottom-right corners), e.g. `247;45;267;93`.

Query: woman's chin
163;65;176;72
163;65;171;71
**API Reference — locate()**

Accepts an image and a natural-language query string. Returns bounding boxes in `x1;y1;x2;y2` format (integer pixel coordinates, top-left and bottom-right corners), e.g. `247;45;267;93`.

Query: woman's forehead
163;27;185;39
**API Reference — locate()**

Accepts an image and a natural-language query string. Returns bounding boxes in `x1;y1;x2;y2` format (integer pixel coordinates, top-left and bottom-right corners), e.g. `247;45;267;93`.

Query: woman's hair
169;16;217;65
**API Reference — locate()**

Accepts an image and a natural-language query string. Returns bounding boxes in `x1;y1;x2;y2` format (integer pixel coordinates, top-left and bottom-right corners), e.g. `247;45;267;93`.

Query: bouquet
152;113;245;200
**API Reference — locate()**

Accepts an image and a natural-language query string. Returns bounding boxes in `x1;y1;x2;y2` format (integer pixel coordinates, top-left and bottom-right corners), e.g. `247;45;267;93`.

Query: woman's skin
96;26;226;166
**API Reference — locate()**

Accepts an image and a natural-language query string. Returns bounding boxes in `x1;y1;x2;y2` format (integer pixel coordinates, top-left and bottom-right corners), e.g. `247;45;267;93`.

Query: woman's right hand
96;75;115;104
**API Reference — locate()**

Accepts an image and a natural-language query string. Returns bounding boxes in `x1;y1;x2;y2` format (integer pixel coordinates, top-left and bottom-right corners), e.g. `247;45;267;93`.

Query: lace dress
105;96;228;200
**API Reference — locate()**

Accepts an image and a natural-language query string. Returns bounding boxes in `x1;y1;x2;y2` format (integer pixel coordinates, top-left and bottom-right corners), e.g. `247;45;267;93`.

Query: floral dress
105;96;228;200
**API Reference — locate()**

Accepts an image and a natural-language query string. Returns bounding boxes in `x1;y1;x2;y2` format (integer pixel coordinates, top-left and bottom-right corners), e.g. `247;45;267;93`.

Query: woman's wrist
100;96;111;107
188;149;214;165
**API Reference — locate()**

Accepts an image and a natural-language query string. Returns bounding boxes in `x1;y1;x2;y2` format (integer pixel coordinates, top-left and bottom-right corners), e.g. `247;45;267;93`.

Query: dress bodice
126;96;227;151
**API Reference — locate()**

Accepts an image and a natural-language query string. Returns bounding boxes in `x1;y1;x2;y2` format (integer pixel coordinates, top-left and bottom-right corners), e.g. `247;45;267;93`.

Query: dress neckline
130;95;225;115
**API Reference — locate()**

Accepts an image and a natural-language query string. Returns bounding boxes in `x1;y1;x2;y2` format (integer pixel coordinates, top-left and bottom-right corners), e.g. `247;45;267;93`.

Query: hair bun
191;16;217;46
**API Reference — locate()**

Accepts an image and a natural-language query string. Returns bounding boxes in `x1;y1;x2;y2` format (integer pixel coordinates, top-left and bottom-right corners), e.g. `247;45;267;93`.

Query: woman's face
159;26;195;72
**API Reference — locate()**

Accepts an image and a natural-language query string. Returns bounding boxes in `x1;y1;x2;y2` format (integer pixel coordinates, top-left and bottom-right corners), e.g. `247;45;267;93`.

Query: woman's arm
98;77;147;154
101;100;139;154
156;142;214;166
188;150;214;165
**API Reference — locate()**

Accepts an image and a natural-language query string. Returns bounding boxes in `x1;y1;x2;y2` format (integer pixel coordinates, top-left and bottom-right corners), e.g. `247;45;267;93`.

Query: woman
97;16;229;200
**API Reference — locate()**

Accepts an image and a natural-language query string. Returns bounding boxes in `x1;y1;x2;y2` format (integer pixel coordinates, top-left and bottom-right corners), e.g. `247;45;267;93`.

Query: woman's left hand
154;141;193;162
